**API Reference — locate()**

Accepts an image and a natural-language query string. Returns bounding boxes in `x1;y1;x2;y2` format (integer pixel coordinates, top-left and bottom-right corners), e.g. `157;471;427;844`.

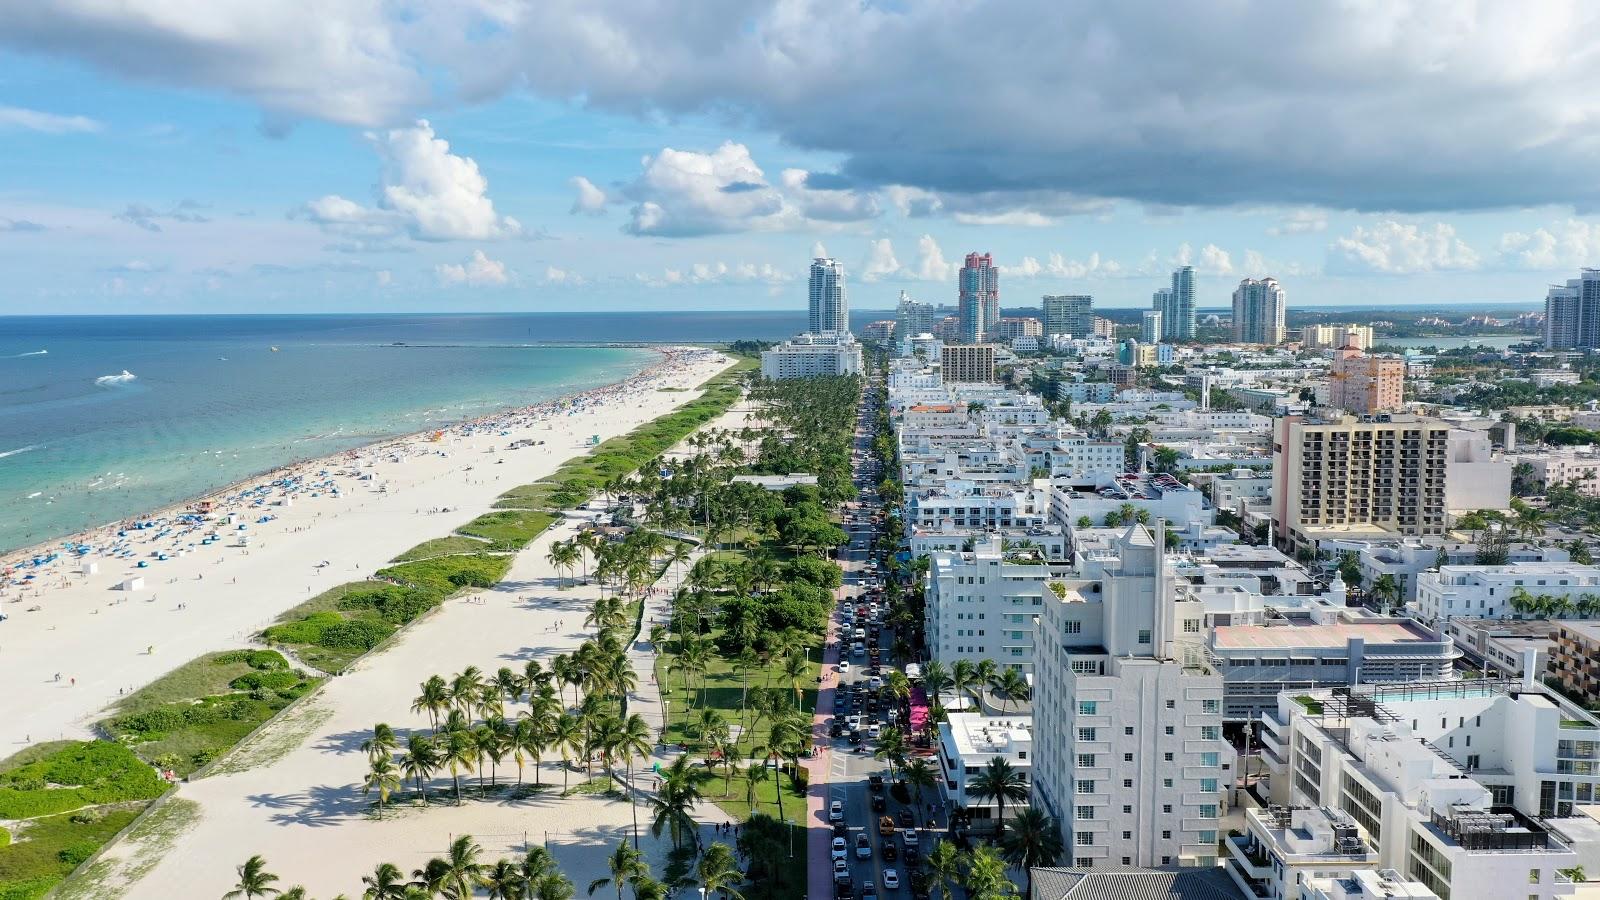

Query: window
1122;858;1132;866
1077;780;1095;794
1123;805;1132;814
1076;831;1095;846
1530;869;1541;885
1201;726;1220;740
1165;700;1176;709
1124;726;1134;736
1124;753;1134;762
1200;779;1218;792
1162;804;1172;814
1078;754;1096;768
1077;807;1095;820
1122;831;1132;840
1078;701;1098;715
1078;728;1098;742
1183;619;1200;633
1200;804;1218;818
1161;856;1172;865
1164;726;1174;736
1162;778;1173;788
1138;629;1152;644
1064;620;1082;634
1162;831;1172;840
1200;752;1219;766
1163;752;1174;762
1123;779;1133;789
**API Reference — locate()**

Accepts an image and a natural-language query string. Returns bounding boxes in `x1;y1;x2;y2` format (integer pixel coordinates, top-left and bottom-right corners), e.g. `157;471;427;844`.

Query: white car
829;800;845;822
832;837;849;861
838;661;851;674
883;869;900;890
868;676;883;690
867;724;882;740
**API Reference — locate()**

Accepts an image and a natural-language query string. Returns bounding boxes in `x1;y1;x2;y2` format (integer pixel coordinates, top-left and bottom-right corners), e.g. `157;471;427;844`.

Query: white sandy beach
97;514;689;899
0;347;733;752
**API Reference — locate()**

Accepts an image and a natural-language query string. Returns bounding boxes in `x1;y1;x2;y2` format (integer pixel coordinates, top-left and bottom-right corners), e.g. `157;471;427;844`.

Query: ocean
0;311;829;554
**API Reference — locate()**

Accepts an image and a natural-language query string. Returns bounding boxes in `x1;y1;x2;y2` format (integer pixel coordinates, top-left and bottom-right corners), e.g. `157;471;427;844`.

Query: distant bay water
0;311;829;553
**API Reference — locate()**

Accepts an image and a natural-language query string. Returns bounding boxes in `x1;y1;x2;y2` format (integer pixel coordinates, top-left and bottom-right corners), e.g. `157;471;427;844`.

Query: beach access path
0;350;732;752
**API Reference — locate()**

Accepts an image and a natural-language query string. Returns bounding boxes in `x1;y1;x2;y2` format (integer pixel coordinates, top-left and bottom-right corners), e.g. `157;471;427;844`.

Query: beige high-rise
1271;414;1448;553
1301;323;1373;351
1328;348;1404;413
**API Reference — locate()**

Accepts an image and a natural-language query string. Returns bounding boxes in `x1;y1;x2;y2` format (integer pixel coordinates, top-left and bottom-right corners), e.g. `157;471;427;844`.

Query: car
883;870;900;890
902;829;919;848
868;773;884;793
849;729;863;744
855;833;872;859
846;715;862;729
838;661;851;674
834;860;851;883
878;814;896;836
871;795;886;813
862;881;878;900
882;843;898;862
852;642;866;656
868;676;883;690
829;800;844;822
832;837;848;860
830;722;844;738
903;847;920;867
896;810;914;828
836;884;855;900
833;821;849;837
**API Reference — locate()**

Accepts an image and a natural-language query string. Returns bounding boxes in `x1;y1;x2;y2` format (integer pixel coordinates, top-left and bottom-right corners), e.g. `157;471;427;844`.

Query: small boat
269;346;280;352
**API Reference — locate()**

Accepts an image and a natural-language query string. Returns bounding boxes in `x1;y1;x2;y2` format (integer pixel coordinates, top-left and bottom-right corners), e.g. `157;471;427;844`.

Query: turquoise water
0;315;660;553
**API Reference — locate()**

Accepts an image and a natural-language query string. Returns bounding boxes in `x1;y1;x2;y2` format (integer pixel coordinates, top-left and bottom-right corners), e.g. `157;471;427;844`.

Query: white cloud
22;4;1600;212
1327;221;1479;274
435;249;509;286
1199;244;1234;276
1497;219;1600;270
577;142;878;236
860;239;902;282
812;241;828;258
569;176;607;215
912;235;955;282
634;260;791;288
1269;209;1328;236
999;252;1123;280
301;120;518;243
0;105;100;133
375;269;393;287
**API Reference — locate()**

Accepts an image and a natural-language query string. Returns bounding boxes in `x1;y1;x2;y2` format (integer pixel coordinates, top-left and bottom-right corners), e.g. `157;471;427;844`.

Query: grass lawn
0;804;144;900
493;481;588;511
704;762;807;824
100;650;321;776
454;509;557;551
654;627;822;758
391;535;491;562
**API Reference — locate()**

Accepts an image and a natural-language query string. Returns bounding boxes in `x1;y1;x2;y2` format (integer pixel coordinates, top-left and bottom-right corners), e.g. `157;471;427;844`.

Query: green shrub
55;841;97;867
454;510;556;551
261;610;341;645
316;619;394;650
0;743;166;820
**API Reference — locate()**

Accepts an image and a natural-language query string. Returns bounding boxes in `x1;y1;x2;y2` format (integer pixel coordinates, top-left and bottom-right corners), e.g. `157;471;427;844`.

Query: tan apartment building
940;343;996;383
1271;414;1449;554
1301;323;1373;351
1552;621;1600;707
1328;348;1405;413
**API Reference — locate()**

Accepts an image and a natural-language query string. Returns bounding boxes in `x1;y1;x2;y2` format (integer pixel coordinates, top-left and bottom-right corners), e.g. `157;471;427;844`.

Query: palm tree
481;858;527;900
224;855;281;899
279;888;308;900
1000;807;1064;896
967;758;1029;836
903;758;938;822
926;841;962;900
616;713;654;847
629;875;670;900
443;729;477;805
551;711;583;790
402;731;441;801
1371;573;1401;614
361;861;409;900
921;660;951;702
361;722;399;762
549;540;580;588
510;716;544;787
743;761;770;813
441;834;485;900
781;650;809;705
587;841;648;900
873;726;909;782
697;842;746;900
990;667;1030;713
949;659;978;709
963;844;1014;900
450;666;486;715
364;754;402;819
495;666;526;705
413;675;449;731
535;871;577;900
520;846;558;889
649;755;705;850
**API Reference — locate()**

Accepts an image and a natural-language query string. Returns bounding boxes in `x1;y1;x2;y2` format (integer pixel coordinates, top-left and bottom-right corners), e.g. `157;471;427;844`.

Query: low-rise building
759;331;864;379
936;713;1032;826
924;534;1057;672
1225;805;1380;900
1445;617;1557;679
1511;447;1600;497
1552;621;1600;709
1414;563;1600;626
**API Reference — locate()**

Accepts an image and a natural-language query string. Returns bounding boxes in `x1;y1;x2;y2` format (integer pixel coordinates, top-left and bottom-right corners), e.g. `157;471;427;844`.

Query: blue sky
2;2;1599;315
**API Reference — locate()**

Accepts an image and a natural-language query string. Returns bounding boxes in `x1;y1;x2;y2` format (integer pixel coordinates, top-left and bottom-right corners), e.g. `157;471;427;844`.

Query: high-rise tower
1230;277;1286;344
958;252;999;343
808;257;848;335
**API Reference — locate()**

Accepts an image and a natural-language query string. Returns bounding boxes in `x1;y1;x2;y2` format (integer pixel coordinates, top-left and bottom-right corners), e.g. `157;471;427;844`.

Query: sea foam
94;370;137;386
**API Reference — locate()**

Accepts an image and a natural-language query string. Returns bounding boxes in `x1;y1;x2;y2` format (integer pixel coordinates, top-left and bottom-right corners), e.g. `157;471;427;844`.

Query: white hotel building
1413;563;1600;626
924;534;1057;674
1031;522;1233;869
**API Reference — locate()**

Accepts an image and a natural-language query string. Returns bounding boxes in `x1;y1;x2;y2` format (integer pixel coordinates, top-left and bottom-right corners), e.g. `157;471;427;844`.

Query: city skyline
4;5;1600;313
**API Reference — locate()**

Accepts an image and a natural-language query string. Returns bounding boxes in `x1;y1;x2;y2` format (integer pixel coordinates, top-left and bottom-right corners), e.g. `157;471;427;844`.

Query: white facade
808;256;847;335
1414;563;1600;626
1031;524;1232;869
1444;429;1513;512
936;713;1033;823
925;535;1054;672
1260;682;1592;899
909;484;1049;532
1512;447;1600;497
759;332;863;379
1211;469;1275;513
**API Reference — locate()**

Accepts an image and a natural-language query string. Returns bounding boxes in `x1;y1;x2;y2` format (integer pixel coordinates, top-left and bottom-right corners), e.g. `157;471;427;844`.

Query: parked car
855;833;872;859
834;860;851;883
829;800;844;822
871;795;886;813
883;843;898;862
883;869;900;890
832;837;848;860
862;881;878;900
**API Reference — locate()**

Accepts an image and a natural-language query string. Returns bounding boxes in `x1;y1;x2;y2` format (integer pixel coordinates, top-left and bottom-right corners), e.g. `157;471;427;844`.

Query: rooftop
1214;620;1437;650
939;713;1033;759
